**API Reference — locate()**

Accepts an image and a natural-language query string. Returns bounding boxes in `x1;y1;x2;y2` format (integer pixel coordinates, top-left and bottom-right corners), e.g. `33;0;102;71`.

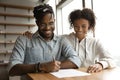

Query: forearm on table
60;60;78;69
9;64;35;76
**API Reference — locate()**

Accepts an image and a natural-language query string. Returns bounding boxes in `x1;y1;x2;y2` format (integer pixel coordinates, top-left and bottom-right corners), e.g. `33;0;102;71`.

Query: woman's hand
23;31;33;39
87;63;103;73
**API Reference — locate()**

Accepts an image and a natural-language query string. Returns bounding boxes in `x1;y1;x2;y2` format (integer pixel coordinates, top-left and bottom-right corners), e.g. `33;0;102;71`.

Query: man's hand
87;63;103;73
40;60;61;72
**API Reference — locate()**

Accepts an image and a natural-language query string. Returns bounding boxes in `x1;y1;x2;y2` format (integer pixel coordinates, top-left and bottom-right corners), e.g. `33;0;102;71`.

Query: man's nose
45;24;51;29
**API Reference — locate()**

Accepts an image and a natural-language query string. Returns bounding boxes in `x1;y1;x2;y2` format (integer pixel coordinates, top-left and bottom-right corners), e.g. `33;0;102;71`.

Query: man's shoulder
16;35;31;44
17;35;29;40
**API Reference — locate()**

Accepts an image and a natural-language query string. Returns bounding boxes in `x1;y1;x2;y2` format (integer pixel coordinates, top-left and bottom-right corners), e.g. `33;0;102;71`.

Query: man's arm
9;64;35;76
60;37;81;68
60;60;78;69
9;60;61;76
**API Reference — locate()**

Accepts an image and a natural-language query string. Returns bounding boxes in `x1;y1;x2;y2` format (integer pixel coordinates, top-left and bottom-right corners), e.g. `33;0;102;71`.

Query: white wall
93;0;120;66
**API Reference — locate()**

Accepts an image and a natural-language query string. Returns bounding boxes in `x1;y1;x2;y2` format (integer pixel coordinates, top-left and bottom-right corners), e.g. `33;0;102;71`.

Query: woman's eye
82;26;86;28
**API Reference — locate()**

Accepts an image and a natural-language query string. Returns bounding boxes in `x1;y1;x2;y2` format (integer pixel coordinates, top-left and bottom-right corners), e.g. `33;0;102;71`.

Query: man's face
37;13;55;40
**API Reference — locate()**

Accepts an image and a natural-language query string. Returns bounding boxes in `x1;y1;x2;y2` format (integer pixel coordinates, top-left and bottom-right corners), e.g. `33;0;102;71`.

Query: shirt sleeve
95;39;116;69
7;36;27;72
60;37;81;68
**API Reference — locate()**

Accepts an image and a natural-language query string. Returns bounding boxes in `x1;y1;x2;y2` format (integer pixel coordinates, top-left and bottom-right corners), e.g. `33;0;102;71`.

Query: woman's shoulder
62;32;75;39
86;35;100;43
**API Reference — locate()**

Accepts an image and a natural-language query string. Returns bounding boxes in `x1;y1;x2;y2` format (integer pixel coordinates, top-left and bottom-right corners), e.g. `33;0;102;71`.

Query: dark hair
68;8;96;30
33;4;54;22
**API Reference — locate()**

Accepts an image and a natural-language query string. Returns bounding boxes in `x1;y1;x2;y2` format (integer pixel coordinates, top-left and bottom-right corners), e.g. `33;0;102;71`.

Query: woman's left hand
23;31;33;39
87;63;103;73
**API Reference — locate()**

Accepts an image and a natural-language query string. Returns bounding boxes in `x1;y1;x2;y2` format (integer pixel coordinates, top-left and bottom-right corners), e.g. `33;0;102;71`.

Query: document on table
50;69;90;78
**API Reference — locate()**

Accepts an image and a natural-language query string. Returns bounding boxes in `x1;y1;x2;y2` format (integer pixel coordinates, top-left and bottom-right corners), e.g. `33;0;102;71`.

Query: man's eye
40;24;46;27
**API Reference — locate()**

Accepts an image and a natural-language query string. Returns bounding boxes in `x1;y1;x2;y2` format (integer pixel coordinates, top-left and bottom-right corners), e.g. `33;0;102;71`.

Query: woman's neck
75;34;86;42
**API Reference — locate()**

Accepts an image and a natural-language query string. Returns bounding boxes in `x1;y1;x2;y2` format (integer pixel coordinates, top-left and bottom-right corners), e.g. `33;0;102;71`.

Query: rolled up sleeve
8;36;27;72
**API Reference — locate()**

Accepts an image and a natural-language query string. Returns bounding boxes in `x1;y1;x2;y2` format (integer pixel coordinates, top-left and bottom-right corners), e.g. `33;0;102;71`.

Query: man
8;4;81;76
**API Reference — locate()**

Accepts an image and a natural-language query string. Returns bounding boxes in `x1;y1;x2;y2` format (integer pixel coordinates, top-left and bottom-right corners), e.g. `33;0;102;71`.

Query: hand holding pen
52;57;61;72
39;56;61;72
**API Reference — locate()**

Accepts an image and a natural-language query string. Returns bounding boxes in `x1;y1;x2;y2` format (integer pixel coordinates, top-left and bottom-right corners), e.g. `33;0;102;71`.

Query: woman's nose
77;26;82;31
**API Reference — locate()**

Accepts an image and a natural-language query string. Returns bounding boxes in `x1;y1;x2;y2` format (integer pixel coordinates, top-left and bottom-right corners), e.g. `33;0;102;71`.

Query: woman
24;8;116;73
64;8;116;73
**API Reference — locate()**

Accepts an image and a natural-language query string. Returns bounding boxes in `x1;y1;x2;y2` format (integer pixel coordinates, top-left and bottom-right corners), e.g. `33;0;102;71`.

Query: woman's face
73;18;89;39
37;13;55;40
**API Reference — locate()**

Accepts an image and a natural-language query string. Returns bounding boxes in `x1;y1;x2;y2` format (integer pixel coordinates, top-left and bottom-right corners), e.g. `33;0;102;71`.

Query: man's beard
39;31;54;40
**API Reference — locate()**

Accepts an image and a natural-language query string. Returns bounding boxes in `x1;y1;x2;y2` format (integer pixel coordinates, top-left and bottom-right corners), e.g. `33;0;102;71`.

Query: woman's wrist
96;62;103;69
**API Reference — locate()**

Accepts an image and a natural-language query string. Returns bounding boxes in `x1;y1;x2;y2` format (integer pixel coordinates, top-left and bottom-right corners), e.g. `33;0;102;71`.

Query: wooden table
23;67;120;80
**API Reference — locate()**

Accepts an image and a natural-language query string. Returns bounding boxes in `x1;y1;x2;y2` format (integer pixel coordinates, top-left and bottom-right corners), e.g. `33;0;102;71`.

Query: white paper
50;69;90;78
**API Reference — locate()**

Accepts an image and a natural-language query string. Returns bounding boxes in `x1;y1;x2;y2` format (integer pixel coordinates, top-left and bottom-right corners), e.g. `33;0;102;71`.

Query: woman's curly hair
68;8;96;30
